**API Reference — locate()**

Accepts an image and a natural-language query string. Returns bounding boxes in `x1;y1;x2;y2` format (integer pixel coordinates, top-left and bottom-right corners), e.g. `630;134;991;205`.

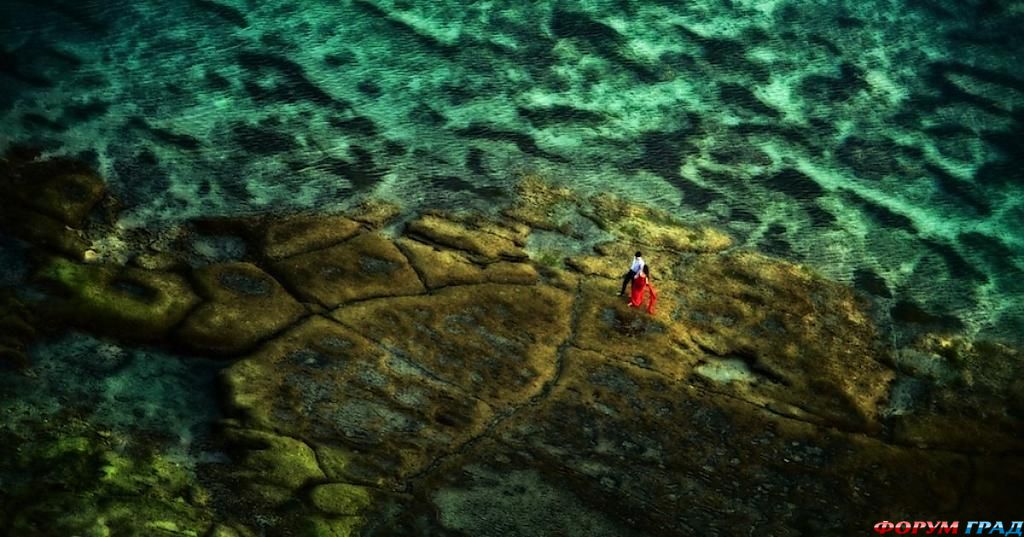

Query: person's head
642;265;650;277
635;251;643;258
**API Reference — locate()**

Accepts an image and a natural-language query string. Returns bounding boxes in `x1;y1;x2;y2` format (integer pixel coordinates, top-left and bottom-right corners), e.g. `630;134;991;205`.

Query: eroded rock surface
270;231;425;307
177;262;306;354
2;164;1022;536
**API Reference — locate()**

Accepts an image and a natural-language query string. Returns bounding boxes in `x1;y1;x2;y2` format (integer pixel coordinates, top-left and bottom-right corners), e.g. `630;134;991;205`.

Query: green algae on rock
34;257;200;341
223;315;495;485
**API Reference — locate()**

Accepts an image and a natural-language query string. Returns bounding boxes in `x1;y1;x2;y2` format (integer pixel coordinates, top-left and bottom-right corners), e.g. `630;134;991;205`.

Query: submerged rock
406;213;528;261
587;192;732;253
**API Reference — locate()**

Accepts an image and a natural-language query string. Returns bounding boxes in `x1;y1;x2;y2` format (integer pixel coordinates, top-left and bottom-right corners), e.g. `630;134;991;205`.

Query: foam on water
2;0;1023;341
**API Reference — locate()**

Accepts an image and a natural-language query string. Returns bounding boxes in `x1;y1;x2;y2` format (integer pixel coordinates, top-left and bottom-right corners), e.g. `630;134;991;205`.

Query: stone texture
586;192;732;253
261;213;363;260
222;316;494;485
502;174;576;232
33;257;200;341
331;283;573;411
397;238;539;289
406;213;527;261
0;153;106;227
270;232;425;307
177;262;306;354
348;199;402;229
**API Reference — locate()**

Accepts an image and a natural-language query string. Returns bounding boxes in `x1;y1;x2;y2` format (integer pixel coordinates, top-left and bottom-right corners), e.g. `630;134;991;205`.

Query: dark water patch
128;118;202;151
735;122;817;152
329;115;378;137
204;70;231;91
718;82;780;118
758;224;792;257
232;123;298;155
841;190;916;233
853;269;892;298
517;104;605;128
798;63;867;103
958;232;1024;284
729;207;759;223
675;25;768;82
352;0;460;57
677;169;724;210
709;142;771;167
408;104;446;126
804;204;836;227
112;148;172;206
808;35;841;57
466;148;488;176
260;32;296;52
62;100;109;122
946;28;1011;47
925;163;991;216
759;168;825;200
383;140;406;157
33;0;109;34
550;7;622;49
454;123;566;162
322;146;386;191
920;238;989;284
904;0;957;19
891;300;964;330
192;0;247;28
237;50;351;110
357;80;382;97
922;61;1021;115
835;15;865;28
835;136;907;181
21;113;64;131
973;158;1024;187
324;51;357;67
0;48;54;88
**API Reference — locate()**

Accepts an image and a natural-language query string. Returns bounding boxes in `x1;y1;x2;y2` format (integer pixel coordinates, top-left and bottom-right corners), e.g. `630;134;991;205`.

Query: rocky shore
1;150;1021;536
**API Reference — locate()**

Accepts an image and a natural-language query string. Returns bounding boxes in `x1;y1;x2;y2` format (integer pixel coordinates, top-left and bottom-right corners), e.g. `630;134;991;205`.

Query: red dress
629;274;657;314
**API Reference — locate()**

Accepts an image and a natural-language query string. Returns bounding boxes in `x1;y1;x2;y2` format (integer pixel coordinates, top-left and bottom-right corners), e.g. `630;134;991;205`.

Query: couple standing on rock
618;251;656;315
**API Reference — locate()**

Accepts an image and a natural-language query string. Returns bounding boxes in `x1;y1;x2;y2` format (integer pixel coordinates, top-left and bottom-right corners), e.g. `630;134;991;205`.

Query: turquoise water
3;0;1021;343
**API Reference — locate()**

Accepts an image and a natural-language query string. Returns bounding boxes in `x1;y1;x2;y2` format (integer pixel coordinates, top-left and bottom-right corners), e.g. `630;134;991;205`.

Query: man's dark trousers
619;270;636;296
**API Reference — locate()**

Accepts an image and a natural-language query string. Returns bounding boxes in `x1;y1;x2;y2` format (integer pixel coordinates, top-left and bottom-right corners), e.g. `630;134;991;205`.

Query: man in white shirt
619;251;644;296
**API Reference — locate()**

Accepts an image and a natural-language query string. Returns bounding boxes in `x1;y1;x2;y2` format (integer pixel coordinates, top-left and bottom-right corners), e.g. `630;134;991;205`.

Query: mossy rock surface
223;316;494;484
587;192;732;253
262;213;363;260
221;426;325;504
177;261;306;354
34;257;200;340
270;232;425;307
332;283;573;410
309;483;373;515
406;213;527;261
408;348;969;536
398;237;539;289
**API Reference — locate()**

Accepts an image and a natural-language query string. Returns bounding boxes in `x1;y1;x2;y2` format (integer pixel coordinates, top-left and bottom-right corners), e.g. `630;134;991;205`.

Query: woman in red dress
628;265;657;314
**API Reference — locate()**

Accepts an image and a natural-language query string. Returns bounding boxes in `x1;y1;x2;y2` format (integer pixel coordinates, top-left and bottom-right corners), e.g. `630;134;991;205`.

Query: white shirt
630;256;645;275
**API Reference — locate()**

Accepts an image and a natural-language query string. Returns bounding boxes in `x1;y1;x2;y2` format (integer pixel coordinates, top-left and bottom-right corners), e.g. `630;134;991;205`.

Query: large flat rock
270;232;425;308
331;283;573;411
177;262;306;355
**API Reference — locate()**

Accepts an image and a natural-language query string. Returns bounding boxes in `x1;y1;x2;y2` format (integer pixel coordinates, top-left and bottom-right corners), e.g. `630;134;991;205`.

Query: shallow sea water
3;0;1021;344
